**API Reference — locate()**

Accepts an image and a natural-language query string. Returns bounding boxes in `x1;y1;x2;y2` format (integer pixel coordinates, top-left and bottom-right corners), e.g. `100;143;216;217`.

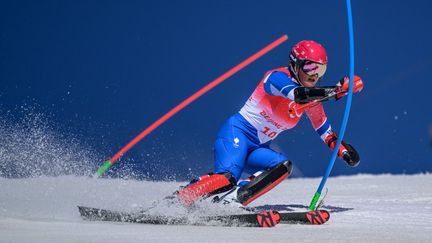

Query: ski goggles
302;61;327;78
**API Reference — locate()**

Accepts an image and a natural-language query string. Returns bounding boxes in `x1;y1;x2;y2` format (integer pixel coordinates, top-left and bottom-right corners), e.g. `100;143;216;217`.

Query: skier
176;40;363;207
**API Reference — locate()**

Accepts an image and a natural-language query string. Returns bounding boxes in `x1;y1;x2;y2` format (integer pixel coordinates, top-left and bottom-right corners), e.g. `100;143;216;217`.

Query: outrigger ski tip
77;206;330;227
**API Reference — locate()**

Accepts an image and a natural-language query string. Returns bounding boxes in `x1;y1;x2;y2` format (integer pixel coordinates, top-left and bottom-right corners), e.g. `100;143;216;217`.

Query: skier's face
297;61;326;87
298;68;319;87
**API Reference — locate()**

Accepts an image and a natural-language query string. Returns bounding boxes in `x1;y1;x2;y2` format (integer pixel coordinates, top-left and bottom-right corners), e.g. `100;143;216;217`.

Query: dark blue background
1;0;431;180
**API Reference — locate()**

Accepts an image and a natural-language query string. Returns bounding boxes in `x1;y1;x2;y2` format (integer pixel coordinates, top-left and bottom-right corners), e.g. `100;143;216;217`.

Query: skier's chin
301;79;317;87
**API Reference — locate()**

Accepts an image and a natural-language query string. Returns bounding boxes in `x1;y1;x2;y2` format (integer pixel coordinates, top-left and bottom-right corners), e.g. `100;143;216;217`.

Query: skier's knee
283;160;293;175
237;160;292;206
177;172;236;207
268;154;290;168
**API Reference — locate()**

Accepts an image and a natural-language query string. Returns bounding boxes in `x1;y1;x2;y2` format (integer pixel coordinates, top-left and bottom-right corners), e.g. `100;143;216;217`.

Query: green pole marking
309;192;321;211
95;160;112;177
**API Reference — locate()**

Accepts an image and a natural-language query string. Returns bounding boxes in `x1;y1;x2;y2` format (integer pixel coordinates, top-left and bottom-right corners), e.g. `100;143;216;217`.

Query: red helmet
289;40;328;80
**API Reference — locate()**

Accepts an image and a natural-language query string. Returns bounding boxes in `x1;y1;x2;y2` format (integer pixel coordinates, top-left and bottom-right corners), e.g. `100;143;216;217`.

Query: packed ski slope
1;174;431;243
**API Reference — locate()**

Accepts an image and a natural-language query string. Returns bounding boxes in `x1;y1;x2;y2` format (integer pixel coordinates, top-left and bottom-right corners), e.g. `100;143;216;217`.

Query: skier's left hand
339;141;360;167
326;133;360;167
335;75;364;100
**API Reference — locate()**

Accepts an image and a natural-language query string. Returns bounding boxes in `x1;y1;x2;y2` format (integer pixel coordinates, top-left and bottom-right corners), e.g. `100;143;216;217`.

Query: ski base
78;206;330;227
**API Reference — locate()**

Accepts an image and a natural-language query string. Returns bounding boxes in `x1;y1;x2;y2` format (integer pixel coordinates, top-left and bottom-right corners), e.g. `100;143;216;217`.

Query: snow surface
1;174;432;243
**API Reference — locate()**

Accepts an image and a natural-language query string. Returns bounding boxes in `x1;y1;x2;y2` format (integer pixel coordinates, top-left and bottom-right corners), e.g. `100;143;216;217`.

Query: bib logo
288;101;302;118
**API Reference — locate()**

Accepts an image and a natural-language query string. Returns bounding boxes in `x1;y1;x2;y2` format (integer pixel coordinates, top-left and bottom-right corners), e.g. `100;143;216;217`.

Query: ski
78;206;330;227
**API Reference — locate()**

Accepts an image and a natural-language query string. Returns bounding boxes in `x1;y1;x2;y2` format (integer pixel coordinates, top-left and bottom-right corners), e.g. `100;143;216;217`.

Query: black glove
341;141;360;167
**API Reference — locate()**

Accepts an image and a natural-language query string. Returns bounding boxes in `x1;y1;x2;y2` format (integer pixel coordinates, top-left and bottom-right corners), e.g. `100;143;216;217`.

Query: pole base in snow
95;161;112;178
309;192;321;211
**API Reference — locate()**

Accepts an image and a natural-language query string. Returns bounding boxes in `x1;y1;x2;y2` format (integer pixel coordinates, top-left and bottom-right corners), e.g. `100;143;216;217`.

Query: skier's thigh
246;147;288;170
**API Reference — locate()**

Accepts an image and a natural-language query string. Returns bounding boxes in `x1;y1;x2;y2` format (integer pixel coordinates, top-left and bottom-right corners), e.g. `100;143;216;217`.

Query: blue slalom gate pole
309;0;356;210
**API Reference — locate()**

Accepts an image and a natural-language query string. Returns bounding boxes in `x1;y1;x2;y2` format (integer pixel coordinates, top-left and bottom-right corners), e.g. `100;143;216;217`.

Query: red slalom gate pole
95;34;289;177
